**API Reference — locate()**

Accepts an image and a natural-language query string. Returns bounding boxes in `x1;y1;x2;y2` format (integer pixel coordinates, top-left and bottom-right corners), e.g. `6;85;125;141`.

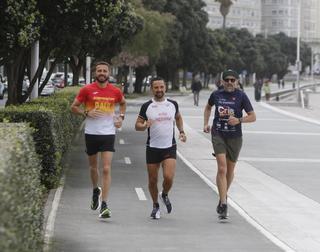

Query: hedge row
0;89;83;188
0;123;45;252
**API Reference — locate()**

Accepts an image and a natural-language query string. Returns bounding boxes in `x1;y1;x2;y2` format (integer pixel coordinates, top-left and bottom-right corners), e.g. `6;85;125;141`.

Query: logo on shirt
218;106;234;117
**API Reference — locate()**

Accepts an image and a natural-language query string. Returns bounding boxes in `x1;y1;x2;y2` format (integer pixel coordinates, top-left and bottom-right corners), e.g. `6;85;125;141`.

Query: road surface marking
240;157;320;163
177;151;294;252
183;115;295;121
43;176;65;252
260;102;320;126
124;157;131;164
119;139;125;144
243;130;320;136
135;188;147;201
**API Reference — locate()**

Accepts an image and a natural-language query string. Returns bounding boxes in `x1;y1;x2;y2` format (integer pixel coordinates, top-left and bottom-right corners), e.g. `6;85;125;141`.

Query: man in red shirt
71;61;126;218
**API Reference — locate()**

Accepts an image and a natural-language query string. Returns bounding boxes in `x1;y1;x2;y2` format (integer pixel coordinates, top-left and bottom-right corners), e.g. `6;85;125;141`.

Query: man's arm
175;112;186;142
203;103;212;133
135;116;151;131
118;96;127;119
70;98;86;117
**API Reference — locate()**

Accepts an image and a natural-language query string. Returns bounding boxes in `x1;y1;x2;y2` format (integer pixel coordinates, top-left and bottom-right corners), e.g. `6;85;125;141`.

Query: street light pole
296;0;301;102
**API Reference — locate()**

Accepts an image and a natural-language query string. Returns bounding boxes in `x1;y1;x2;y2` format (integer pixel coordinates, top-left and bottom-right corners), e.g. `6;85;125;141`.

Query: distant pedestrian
253;79;263;102
263;80;271;101
135;77;187;219
191;77;202;106
71;61;126;219
281;79;285;89
203;69;256;220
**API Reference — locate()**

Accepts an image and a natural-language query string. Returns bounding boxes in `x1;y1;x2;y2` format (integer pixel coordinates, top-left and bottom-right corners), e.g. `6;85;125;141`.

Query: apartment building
204;0;262;35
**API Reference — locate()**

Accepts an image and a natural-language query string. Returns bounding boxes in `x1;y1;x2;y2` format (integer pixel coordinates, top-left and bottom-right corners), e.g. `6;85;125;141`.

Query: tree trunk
182;69;187;87
70;55;84;86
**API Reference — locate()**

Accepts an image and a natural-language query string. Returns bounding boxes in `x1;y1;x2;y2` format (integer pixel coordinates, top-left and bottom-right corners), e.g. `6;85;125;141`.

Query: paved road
45;86;320;252
48;94;282;252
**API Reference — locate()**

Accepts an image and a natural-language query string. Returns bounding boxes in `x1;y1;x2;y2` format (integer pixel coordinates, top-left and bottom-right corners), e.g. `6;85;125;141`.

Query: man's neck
153;97;165;102
96;81;108;88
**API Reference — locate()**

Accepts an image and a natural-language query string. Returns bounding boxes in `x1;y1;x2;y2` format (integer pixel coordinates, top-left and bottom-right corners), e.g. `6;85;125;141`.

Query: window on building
272;10;277;15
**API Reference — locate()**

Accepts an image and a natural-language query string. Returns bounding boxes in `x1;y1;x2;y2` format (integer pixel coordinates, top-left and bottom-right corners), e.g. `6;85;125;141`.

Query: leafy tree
0;0;42;105
215;0;237;29
163;0;209;87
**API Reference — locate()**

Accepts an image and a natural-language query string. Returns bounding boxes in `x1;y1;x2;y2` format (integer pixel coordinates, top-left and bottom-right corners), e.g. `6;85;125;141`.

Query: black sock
162;192;168;197
93;187;100;194
153;202;159;208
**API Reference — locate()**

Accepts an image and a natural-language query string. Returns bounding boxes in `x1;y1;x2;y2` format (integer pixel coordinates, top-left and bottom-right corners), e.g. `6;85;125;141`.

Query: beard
96;75;109;83
154;91;164;99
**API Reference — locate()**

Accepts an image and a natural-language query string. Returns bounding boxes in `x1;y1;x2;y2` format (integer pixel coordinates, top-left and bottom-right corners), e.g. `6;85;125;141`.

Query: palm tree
215;0;236;29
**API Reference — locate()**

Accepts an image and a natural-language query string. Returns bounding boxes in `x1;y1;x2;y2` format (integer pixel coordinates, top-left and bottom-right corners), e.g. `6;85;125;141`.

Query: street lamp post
296;0;301;103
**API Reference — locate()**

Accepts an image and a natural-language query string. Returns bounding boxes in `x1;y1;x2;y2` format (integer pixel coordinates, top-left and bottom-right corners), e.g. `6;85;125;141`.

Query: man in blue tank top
203;69;256;220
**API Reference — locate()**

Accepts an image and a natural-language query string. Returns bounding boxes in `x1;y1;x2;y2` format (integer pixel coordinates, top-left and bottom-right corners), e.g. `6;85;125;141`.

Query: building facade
204;0;262;35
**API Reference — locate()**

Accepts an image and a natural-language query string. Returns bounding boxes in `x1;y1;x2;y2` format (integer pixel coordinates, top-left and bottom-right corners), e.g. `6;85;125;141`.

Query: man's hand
87;108;105;119
227;116;240;126
179;132;187;142
203;124;211;133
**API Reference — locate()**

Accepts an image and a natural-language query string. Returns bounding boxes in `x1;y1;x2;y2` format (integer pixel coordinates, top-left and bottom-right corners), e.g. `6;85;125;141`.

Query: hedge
0;90;83;188
0;123;45;252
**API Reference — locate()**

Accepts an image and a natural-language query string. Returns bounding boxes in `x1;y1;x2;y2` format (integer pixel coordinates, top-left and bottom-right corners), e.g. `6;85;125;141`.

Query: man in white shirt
135;77;187;219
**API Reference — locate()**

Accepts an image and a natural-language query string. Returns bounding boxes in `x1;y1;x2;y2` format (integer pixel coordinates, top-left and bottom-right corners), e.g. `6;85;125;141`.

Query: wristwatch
239;117;243;123
120;113;125;120
84;110;89;117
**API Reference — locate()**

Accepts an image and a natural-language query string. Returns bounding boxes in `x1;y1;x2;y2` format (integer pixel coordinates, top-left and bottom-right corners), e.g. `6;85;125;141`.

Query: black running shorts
146;145;177;164
85;134;115;156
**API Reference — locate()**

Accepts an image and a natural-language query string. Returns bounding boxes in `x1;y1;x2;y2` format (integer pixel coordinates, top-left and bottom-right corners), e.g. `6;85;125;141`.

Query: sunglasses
224;78;236;83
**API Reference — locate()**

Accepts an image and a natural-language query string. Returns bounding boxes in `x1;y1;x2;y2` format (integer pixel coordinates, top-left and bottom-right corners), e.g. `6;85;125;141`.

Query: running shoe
91;187;101;210
150;206;160;219
99;201;111;218
217;203;228;220
159;192;172;214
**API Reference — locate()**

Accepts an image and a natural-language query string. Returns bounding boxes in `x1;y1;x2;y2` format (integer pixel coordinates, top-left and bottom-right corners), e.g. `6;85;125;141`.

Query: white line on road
119;139;125;144
43;176;65;252
183;115;295;121
260;102;320;126
124;157;131;164
240;157;320;163
135;187;147;201
243;130;320;136
177;151;294;252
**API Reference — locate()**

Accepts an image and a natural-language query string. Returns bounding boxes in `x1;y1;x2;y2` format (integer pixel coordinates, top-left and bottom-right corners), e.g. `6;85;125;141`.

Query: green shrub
0;123;45;252
0;91;83;188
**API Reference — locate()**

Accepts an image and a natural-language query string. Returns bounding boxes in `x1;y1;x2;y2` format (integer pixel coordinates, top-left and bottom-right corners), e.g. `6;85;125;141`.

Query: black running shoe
99;201;111;218
159;192;172;214
91;187;101;210
150;206;160;219
217;203;228;219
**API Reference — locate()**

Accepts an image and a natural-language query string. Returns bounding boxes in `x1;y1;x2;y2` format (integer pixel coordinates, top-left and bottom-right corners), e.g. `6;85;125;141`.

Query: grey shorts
211;134;243;162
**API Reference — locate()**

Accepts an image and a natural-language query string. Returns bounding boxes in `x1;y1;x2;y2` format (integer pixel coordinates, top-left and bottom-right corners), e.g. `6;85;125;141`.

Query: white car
0;76;6;99
40;81;55;96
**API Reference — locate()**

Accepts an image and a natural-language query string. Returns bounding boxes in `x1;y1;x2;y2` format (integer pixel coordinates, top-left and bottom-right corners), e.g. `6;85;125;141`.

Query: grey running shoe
99;201;111;218
150;206;160;219
159;192;172;213
91;187;101;210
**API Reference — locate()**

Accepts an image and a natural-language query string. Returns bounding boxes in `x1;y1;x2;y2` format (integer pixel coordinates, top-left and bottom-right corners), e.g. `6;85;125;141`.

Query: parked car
0;82;5;99
0;75;7;99
40;80;55;96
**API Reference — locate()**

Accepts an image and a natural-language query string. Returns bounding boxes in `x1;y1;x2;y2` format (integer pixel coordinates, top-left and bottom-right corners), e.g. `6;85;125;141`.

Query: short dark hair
150;77;165;86
92;61;110;71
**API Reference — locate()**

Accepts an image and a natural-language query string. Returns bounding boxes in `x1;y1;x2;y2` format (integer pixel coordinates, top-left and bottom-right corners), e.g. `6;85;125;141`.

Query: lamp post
296;0;301;102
